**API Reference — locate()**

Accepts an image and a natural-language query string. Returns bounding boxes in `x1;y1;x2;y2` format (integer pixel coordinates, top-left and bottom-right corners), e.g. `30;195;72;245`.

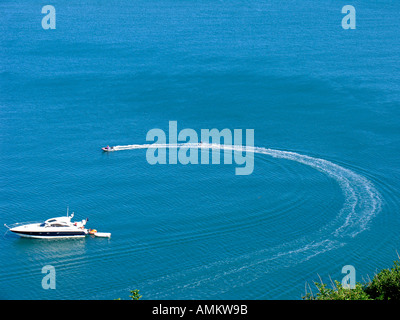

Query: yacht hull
11;230;87;239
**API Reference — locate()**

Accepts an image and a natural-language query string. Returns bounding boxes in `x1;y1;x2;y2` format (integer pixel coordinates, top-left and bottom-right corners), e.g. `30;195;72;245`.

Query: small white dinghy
95;232;111;238
88;229;111;238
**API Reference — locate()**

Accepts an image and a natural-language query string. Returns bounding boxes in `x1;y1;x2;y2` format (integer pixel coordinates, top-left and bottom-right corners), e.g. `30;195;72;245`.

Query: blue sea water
1;0;400;299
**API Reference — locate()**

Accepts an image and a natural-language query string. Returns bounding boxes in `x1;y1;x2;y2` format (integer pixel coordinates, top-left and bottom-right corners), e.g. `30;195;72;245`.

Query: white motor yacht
7;213;89;239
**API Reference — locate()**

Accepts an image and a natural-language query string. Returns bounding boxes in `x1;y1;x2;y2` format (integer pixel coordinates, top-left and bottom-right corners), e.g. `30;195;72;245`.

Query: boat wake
110;142;382;298
112;142;381;238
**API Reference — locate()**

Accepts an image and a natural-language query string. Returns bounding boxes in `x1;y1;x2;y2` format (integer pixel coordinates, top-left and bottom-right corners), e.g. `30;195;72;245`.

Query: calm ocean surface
1;0;399;299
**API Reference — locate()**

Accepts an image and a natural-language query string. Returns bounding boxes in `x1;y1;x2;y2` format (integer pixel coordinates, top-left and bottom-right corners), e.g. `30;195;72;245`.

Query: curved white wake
113;142;381;238
111;142;382;298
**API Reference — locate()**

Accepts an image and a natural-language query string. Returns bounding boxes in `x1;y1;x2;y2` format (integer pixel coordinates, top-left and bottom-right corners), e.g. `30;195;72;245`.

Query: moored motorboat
6;213;89;239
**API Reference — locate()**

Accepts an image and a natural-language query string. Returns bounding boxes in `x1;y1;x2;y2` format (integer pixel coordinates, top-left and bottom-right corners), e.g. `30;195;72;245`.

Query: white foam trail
111;142;382;298
112;142;381;238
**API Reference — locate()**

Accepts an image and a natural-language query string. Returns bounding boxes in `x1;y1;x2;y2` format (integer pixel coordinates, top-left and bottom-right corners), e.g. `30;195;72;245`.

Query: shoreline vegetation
303;258;400;300
118;259;400;300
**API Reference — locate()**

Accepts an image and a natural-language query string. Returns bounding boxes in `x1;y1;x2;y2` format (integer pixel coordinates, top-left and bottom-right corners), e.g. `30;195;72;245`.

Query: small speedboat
102;146;115;152
6;213;89;239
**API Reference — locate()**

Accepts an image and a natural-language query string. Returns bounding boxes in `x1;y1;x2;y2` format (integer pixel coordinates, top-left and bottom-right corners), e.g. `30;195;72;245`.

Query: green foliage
304;259;400;300
115;289;142;300
304;281;371;300
364;260;400;300
129;289;142;300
